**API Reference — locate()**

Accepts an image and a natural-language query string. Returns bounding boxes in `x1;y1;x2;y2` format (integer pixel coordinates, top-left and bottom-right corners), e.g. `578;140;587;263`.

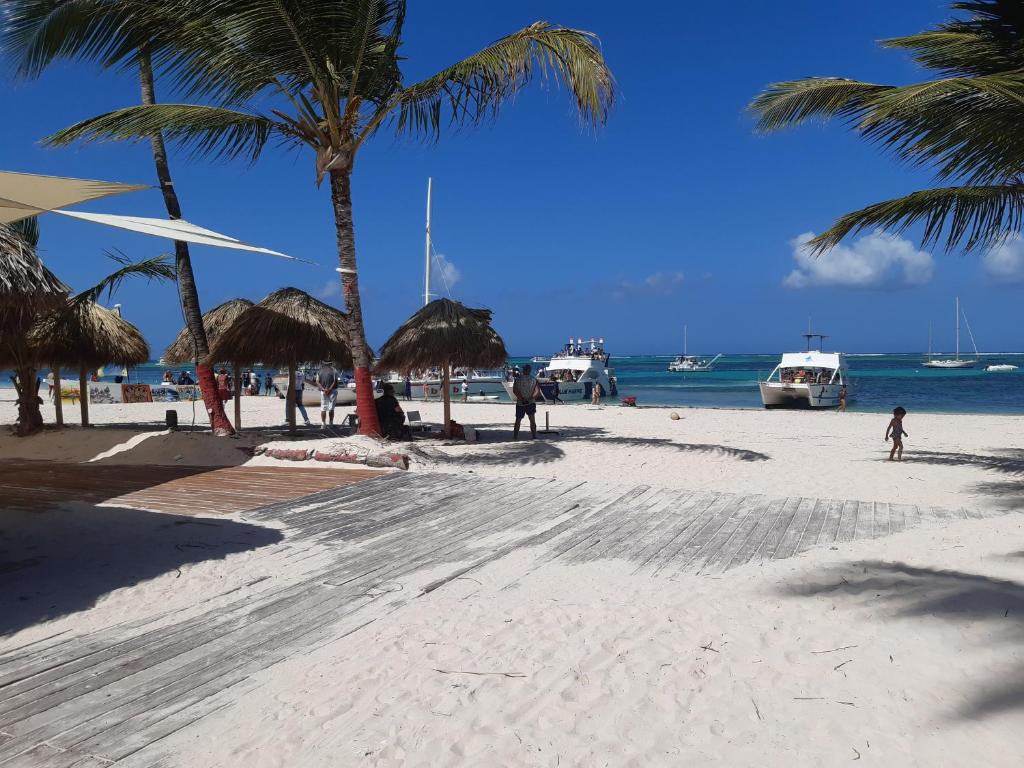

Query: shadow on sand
780;559;1024;720
425;424;771;467
0;504;282;637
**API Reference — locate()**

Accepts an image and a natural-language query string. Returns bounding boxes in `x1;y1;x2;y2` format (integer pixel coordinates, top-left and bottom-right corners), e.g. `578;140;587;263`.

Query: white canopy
779;351;846;370
53;210;300;261
0;170;147;224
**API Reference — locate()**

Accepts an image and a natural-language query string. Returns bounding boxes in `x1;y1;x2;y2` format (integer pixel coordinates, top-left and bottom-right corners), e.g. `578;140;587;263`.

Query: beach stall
164;298;254;431
0;220;70;435
376;298;507;438
205;288;353;435
28;301;149;427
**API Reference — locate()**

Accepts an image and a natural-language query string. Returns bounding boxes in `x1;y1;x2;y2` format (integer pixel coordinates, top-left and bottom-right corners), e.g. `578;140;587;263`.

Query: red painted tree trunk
329;168;381;436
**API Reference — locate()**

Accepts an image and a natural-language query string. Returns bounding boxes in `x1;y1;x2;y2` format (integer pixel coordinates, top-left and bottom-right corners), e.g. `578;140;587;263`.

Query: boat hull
923;360;976;369
760;381;843;409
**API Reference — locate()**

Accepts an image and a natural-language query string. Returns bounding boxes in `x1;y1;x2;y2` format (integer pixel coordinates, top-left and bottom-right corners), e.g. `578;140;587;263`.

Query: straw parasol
205;287;354;434
0;221;69;435
29;301;149;427
164;298;254;430
375;298;507;436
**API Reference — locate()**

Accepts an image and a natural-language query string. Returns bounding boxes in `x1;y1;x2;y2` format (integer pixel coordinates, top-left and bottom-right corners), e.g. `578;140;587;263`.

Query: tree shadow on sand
0;504;282;636
904;449;1024;510
424;425;770;467
780;559;1024;720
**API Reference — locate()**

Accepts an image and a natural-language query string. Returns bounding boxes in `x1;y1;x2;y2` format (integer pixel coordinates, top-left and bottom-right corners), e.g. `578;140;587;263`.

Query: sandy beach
2;390;1023;766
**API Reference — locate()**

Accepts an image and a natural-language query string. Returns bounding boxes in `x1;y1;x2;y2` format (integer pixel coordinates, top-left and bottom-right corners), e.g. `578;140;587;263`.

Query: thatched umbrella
164;298;254;431
205;287;354;434
375;299;508;437
29;301;149;427
0;221;69;435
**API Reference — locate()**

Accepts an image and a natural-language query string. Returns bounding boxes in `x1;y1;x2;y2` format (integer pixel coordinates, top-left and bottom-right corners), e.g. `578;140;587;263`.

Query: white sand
2;388;1024;764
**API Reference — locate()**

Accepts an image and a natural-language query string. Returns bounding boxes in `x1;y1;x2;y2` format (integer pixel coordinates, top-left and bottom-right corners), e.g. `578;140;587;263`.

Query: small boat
985;364;1018;372
923;297;978;369
530;356;549;363
508;337;618;401
759;331;848;409
668;325;721;372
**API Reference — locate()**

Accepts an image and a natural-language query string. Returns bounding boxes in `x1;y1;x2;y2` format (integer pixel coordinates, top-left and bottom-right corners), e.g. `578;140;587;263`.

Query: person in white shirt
460;380;469;403
286;370;312;425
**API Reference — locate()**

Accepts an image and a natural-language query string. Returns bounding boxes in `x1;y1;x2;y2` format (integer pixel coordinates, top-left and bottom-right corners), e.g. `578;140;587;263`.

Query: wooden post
442;363;451;437
52;365;63;427
78;366;90;427
287;366;296;435
233;362;242;432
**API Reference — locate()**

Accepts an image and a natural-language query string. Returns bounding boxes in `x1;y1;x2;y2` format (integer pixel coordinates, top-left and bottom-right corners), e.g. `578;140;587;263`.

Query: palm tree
4;0;236;434
749;0;1024;256
41;0;615;435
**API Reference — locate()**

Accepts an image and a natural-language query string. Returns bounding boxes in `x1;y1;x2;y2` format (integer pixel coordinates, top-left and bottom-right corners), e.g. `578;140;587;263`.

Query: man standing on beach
512;364;540;440
317;362;339;429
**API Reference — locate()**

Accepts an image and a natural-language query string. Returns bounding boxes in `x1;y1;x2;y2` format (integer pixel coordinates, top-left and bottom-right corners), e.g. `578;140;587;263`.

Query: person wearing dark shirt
374;383;406;439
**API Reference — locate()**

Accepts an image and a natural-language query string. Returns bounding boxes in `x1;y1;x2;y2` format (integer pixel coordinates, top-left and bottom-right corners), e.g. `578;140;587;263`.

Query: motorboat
923;297;978;369
387;368;509;400
985;364;1018;372
507;337;618;402
759;332;848;409
668;325;721;372
530;356;550;363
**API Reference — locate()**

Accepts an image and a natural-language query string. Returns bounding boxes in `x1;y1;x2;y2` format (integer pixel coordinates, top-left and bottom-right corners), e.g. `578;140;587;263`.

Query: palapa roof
163;298;255;364
28;301;149;369
375;298;507;374
0;222;69;334
205;287;354;368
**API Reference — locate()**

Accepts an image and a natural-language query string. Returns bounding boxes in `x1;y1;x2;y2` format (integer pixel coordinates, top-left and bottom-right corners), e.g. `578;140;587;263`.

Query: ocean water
4;353;1024;414
513;353;1024;414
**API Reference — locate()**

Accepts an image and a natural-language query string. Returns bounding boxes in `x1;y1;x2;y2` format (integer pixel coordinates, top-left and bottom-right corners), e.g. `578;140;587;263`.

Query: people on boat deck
512;364;540;440
375;383;407;439
885;407;908;461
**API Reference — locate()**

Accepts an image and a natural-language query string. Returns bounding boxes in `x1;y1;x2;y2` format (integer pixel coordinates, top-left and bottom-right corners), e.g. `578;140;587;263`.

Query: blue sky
3;1;1021;356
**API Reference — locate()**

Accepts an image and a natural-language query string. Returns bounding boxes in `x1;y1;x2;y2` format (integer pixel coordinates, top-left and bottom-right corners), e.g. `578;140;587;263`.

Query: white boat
530;356;550;363
668;325;721;372
985;364;1018;372
388;368;509;400
923;297;978;369
507;337;618;402
759;333;848;409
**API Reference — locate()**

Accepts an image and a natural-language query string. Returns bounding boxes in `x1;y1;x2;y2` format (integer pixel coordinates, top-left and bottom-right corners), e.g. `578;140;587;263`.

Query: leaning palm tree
4;0;235;435
749;0;1024;255
43;0;615;435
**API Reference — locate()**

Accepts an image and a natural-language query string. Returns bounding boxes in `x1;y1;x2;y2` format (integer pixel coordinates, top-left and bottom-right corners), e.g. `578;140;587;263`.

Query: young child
885;406;908;461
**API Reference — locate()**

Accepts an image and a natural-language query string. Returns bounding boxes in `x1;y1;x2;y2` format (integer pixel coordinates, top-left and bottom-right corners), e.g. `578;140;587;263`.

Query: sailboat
668;325;721;372
923;297;978;369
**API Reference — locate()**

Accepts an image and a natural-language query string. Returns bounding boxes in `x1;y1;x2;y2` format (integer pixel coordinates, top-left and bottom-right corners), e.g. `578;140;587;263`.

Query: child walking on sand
885;406;908;461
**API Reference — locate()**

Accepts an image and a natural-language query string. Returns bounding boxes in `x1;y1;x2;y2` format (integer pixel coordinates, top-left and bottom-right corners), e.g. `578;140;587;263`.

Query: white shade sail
53;210;302;261
0;170;148;224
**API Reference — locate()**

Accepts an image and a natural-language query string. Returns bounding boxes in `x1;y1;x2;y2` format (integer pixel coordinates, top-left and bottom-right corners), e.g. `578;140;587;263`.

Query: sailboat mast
956;295;960;360
423;177;432;307
928;321;932;360
684;324;687;356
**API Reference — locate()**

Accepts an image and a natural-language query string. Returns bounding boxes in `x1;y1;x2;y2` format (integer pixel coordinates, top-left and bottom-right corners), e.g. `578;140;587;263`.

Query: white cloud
982;234;1024;284
611;271;685;300
784;230;934;289
316;279;340;299
430;253;461;292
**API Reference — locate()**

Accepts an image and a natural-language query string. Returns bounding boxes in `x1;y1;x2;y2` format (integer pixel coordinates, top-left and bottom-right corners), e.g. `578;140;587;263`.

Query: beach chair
406;410;427;432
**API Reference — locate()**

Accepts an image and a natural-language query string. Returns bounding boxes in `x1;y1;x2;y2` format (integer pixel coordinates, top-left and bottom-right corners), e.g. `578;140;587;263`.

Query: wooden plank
796;499;833;554
873;502;891;538
756;497;801;562
772;498;818;561
678;494;767;574
650;494;739;575
631;493;721;573
721;496;787;571
836;500;860;543
695;495;772;574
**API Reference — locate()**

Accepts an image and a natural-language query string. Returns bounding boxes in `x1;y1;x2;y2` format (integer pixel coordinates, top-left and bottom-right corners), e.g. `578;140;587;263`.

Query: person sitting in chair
375;383;408;439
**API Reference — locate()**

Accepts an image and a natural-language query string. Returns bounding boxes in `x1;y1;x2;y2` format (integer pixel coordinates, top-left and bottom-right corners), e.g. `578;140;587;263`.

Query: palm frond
373;21;614;143
808;183;1024;254
8;216;40;248
43;103;278;162
749;78;891;132
71;251;176;305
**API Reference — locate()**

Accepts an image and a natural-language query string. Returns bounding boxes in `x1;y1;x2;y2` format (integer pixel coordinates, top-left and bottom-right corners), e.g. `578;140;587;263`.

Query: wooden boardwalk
0;460;382;515
0;471;996;766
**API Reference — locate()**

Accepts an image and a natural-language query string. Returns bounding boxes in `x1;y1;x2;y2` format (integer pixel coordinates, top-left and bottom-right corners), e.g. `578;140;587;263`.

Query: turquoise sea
5;353;1024;414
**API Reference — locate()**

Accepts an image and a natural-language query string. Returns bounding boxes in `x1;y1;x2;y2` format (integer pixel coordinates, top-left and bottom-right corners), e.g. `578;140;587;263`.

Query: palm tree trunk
442;363;451;437
138;46;233;436
233;363;242;431
329;169;381;437
12;366;43;437
78;367;90;427
52;364;63;427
